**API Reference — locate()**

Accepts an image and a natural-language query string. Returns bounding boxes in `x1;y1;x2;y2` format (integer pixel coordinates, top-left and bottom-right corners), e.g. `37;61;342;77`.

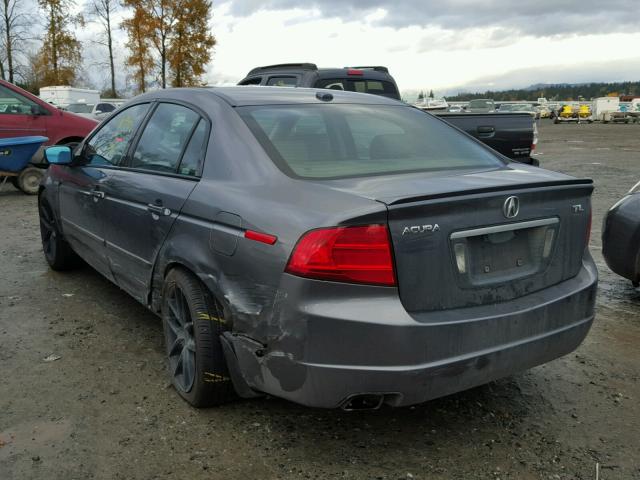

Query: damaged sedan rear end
39;87;597;410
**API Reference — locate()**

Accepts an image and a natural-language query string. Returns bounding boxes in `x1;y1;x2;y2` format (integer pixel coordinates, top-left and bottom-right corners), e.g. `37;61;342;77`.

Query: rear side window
178;119;207;176
239;104;503;179
266;76;298;87
131;103;200;173
84;103;149;166
239;77;262;86
97;103;115;113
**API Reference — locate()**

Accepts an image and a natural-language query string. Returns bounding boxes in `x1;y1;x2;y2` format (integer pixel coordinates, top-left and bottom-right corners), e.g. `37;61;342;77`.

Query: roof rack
248;63;318;75
346;66;390;73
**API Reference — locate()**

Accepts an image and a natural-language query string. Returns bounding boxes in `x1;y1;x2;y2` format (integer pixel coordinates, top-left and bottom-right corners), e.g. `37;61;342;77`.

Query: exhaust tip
340;393;385;412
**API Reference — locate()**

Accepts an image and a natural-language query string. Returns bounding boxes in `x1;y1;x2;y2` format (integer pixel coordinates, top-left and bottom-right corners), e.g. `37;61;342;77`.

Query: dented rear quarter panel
151;94;388;345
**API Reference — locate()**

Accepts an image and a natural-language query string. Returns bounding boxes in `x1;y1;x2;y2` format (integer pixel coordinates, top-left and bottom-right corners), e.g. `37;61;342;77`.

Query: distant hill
446;81;640;102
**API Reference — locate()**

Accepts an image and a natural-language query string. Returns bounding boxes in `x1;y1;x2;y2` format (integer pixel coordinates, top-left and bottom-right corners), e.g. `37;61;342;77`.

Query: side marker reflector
245;230;277;245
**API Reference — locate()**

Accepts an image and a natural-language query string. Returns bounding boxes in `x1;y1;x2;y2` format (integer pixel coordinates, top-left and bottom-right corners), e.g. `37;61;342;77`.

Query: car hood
310;164;586;205
60;110;99;127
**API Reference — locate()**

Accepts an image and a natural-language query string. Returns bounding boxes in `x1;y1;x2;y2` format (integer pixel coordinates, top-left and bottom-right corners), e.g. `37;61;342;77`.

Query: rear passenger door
102;102;209;303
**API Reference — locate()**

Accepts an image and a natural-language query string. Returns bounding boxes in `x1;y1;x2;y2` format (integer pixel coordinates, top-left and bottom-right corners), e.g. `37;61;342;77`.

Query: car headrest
369;133;412;160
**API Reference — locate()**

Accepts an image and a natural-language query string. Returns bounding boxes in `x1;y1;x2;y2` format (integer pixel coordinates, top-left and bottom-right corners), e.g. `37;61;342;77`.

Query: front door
58;103;151;280
58;165;112;279
0;83;47;139
102;102;207;303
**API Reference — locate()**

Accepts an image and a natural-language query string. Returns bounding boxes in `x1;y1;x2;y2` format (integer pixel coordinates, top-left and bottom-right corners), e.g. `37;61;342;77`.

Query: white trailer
39;86;100;109
592;97;619;122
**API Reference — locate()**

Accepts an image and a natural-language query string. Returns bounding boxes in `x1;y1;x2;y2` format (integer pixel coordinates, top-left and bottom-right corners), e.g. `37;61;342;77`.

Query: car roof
207;86;403;107
239;65;398;88
127;86;405;109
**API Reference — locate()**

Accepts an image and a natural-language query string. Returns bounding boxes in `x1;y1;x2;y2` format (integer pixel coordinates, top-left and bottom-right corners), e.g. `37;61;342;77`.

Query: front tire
38;195;80;270
161;268;236;407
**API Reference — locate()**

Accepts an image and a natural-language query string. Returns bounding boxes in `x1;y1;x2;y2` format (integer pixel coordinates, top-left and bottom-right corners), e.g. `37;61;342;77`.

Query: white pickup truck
64;100;124;121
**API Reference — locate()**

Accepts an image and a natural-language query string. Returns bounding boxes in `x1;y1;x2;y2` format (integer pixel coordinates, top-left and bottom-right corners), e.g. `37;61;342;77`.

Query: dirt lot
1;121;639;480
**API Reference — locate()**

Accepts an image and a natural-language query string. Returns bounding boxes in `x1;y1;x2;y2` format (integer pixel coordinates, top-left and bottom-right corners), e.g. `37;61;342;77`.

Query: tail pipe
340;393;401;411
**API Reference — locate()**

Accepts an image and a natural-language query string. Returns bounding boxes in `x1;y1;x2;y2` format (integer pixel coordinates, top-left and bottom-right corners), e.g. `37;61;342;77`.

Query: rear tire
161;268;237;407
38;195;80;270
18;167;44;195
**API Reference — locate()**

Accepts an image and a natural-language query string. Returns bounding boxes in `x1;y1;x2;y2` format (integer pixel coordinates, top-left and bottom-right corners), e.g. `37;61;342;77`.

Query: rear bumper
229;256;597;408
602;194;640;282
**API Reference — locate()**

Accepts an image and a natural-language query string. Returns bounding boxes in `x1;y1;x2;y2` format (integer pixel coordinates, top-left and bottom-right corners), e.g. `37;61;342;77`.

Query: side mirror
44;146;72;165
31;105;48;116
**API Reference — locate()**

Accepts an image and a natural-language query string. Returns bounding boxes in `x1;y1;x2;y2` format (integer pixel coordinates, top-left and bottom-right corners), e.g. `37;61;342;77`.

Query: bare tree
0;48;5;80
1;0;31;83
86;0;118;97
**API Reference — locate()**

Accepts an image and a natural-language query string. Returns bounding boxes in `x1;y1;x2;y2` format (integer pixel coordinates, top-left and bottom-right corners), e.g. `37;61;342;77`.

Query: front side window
239;104;504;179
0;84;38;114
131;103;200;173
84;103;149;166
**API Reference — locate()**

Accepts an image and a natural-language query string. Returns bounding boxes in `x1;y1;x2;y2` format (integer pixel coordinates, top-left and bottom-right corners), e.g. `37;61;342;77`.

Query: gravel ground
1;120;639;480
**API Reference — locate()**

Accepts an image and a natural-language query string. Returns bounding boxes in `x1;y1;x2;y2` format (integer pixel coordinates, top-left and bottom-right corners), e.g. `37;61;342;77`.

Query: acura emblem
503;196;520;218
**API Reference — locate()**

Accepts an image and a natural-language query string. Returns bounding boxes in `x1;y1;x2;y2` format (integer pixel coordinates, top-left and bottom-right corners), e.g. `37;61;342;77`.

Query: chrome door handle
91;191;105;199
147;204;171;216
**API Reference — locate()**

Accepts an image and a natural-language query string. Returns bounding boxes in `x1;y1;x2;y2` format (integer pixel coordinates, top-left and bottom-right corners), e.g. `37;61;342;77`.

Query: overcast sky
66;0;640;95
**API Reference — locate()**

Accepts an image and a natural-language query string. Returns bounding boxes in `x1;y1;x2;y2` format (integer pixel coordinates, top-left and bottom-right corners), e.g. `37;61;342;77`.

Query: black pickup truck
239;64;537;164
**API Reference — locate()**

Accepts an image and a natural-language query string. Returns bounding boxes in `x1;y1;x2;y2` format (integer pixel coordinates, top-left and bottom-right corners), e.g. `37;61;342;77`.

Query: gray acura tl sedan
39;87;597;410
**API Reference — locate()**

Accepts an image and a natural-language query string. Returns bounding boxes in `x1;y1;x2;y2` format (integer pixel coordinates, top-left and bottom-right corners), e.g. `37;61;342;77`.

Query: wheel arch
38;182;63;231
150;256;228;318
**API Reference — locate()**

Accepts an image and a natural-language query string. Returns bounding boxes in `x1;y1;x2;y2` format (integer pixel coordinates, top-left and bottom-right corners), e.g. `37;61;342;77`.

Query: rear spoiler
387;179;594;206
346;66;390;73
247;63;318;75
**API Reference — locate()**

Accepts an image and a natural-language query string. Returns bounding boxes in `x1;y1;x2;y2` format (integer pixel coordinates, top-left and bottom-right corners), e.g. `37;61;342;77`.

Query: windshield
469;100;494;110
239;104;503;179
67;103;93;113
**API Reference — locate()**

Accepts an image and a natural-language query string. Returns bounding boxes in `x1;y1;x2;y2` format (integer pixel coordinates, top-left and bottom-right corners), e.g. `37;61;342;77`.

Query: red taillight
347;69;364;76
285;225;396;286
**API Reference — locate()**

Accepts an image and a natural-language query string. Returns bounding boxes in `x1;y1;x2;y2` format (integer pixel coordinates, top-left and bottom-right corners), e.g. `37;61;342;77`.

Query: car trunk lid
313;165;593;312
386;182;592;312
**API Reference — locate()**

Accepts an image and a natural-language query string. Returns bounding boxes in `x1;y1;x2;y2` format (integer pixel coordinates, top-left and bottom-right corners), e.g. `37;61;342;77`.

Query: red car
0;79;97;148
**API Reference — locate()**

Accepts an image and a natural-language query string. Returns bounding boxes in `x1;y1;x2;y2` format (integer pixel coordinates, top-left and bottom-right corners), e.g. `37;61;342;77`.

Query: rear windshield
314;79;400;99
469;100;494;109
239;104;504;179
67;103;93;113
